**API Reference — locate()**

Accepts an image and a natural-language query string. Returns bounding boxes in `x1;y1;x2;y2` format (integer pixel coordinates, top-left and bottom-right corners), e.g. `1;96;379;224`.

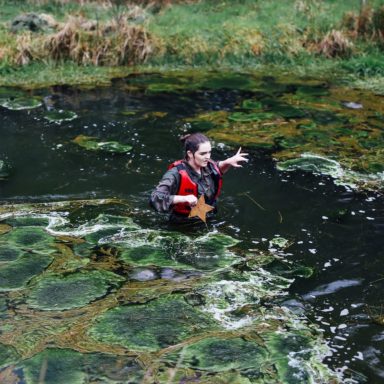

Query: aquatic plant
116;230;240;270
0;254;54;291
72;135;133;153
165;336;268;372
0;96;42;110
89;295;219;351
27;270;124;311
44;109;77;122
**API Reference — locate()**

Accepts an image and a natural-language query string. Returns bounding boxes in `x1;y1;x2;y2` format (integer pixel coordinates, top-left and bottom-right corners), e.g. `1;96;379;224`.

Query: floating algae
73;135;133;154
0;253;54;291
0;201;339;383
44;110;77;123
20;348;144;384
21;348;85;384
114;231;240;270
0;97;42;110
26;270;124;311
199;270;293;329
195;78;384;191
0;244;24;262
89;295;219;352
164;336;267;372
0;226;55;254
277;153;384;190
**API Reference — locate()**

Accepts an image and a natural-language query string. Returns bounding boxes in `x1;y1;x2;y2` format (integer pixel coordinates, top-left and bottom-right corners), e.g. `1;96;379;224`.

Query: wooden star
188;195;214;223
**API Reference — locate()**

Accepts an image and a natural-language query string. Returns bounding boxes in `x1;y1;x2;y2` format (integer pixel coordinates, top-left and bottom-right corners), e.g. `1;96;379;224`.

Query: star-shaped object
188;195;214;223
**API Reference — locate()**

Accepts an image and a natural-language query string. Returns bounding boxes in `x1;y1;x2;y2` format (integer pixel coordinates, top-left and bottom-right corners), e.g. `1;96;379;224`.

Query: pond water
0;72;383;383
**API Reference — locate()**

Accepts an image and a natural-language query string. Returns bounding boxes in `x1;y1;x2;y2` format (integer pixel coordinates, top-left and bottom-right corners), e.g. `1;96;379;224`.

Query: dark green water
0;72;383;383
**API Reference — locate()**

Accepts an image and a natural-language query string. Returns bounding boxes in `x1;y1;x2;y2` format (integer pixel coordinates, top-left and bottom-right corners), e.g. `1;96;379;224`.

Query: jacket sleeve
149;168;180;213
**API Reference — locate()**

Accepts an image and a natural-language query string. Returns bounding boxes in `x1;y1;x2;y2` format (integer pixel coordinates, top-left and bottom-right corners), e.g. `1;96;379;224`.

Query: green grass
0;61;133;88
0;0;384;88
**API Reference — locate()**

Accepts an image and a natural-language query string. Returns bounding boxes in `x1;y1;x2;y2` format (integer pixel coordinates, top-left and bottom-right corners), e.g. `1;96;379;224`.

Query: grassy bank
1;0;384;90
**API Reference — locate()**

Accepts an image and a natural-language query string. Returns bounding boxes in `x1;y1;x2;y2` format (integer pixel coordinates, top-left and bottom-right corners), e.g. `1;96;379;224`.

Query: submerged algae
111;230;240;271
20;348;144;384
0;202;339;383
165;336;267;372
27;270;124;311
89;295;219;352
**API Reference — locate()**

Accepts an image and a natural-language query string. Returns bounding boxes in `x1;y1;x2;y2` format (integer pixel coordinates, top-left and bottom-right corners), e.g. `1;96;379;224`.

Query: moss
89;295;219;352
26;270;124;311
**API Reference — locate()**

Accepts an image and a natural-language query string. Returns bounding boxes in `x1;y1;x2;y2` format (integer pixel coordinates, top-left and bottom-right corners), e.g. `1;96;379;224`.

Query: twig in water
277;210;283;224
239;192;266;211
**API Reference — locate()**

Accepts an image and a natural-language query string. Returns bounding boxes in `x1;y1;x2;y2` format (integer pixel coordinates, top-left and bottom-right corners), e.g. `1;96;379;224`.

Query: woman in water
150;133;248;219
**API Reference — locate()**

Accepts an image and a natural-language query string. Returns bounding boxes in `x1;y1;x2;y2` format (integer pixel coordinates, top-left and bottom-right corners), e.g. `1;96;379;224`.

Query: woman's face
188;141;211;168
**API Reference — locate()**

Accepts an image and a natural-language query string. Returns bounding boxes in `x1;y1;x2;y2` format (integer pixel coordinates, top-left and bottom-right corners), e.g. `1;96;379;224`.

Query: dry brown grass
317;29;353;58
372;5;384;41
47;18;152;65
341;5;384;42
13;16;153;66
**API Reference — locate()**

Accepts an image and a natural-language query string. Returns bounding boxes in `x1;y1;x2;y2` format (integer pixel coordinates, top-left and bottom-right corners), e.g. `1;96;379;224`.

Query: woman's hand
219;147;249;173
172;194;198;207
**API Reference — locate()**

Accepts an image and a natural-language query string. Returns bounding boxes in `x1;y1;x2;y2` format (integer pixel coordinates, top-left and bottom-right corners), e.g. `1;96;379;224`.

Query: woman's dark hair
180;133;210;159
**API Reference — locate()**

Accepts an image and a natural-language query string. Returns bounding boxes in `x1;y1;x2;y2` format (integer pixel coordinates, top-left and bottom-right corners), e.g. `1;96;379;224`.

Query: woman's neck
186;159;201;174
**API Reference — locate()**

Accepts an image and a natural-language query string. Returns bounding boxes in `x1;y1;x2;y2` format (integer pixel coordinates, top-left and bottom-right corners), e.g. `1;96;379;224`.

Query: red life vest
168;160;223;215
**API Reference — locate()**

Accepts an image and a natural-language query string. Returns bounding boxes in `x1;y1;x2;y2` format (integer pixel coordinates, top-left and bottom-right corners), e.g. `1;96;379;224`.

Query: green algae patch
228;112;274;122
20;348;144;384
0;245;24;262
166;336;267;372
277;153;341;175
0;226;55;254
22;348;85;384
264;331;320;383
89;295;219;352
0;253;53;291
0;97;42;111
0;343;19;369
118;231;239;271
73;135;133;154
44;110;77;123
241;99;263;110
26;270;124;311
277;153;384;190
